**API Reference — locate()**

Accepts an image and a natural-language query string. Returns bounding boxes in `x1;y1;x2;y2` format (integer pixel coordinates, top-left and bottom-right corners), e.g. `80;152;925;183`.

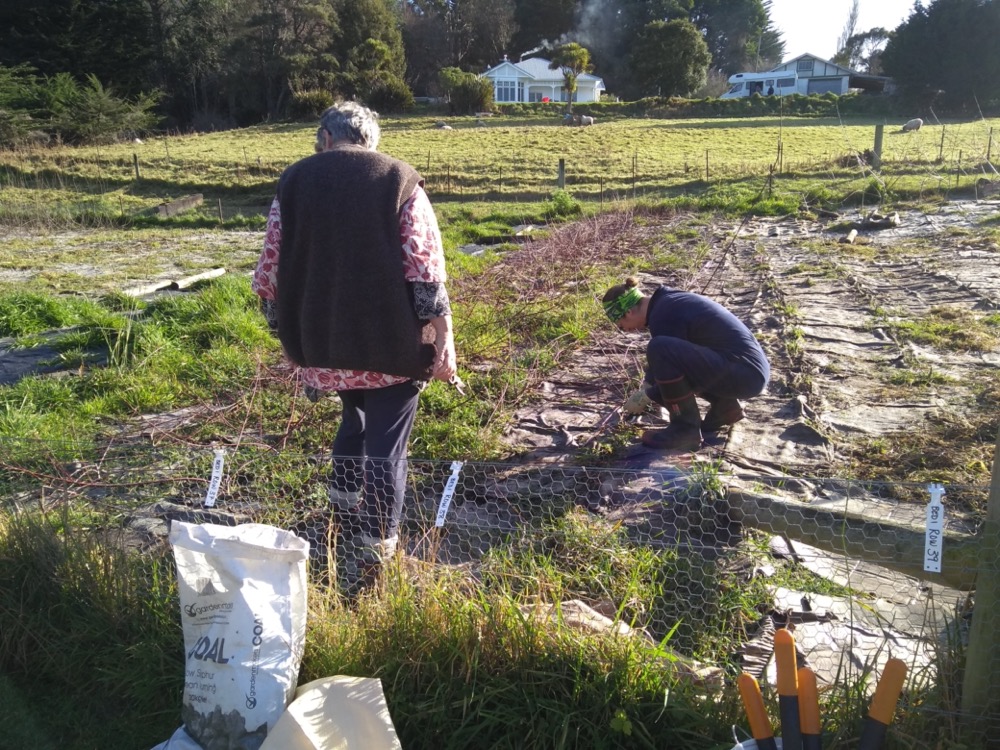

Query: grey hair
318;101;381;151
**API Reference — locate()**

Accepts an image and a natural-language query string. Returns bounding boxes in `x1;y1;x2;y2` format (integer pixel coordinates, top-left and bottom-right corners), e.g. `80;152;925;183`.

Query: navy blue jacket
646;286;770;382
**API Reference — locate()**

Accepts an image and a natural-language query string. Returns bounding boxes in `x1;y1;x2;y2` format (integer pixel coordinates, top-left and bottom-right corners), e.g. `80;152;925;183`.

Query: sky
767;0;918;61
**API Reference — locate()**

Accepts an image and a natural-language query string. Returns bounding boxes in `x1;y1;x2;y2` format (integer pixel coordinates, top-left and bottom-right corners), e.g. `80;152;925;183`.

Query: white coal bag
153;521;309;750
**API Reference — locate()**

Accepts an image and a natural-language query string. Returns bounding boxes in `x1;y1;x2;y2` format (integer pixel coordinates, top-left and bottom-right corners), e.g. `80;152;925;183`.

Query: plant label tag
204;449;226;508
435;461;464;527
923;483;945;573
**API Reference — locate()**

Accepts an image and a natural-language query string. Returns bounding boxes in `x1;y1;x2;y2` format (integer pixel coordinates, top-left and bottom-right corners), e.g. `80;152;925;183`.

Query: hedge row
492;93;935;120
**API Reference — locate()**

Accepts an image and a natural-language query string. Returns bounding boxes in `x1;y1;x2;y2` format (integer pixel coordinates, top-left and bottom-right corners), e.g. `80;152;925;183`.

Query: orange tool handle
774;628;802;750
774;629;799;696
737;673;779;750
798;666;822;750
858;658;907;750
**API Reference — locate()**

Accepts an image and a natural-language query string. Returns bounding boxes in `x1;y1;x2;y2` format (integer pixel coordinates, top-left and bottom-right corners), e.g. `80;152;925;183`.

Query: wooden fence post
872;124;884;171
133;153;140;180
557;159;565;189
939;127;947;162
960;427;1000;744
705;149;710;180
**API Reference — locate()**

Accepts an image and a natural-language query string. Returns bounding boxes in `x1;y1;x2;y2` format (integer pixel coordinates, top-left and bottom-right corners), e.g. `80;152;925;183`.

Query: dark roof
849;73;893;93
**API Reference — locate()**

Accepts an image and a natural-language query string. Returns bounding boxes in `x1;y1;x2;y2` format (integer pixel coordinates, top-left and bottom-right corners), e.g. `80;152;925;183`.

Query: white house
482;56;606;104
768;53;893;95
768;53;854;95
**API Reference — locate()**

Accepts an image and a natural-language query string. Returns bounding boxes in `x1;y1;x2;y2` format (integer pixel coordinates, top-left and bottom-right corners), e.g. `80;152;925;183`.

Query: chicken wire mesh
1;437;998;732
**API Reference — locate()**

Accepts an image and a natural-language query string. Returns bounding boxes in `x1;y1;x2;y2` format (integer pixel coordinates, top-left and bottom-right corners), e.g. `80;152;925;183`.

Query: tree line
0;0;785;131
0;0;998;141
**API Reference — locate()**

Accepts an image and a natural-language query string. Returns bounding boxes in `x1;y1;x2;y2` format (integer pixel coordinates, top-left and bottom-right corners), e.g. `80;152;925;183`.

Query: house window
496;80;518;102
777;77;796;88
797;59;814;73
529;92;544;103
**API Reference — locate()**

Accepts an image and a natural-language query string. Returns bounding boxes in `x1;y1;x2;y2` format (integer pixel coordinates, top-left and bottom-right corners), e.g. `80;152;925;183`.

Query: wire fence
2;437;997;734
2;119;998;218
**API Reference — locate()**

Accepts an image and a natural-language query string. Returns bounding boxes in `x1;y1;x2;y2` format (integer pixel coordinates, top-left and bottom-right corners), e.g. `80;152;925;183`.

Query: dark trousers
331;380;421;540
646;336;766;400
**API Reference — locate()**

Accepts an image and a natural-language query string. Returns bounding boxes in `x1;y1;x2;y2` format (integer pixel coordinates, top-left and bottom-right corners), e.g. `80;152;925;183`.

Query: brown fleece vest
275;145;435;380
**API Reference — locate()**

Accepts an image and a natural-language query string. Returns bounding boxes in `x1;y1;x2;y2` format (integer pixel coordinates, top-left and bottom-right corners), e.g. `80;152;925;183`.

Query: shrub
36;74;160;144
365;76;414;114
544;190;582;218
0;108;35;147
439;68;493;115
289;89;336;120
862;176;892;204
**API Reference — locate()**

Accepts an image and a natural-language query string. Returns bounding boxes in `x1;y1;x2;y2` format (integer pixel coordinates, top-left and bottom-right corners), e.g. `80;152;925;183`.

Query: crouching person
603;277;769;451
252;101;457;596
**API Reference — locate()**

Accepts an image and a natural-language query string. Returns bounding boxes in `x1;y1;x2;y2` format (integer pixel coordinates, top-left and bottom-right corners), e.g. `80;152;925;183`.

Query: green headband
603;287;642;322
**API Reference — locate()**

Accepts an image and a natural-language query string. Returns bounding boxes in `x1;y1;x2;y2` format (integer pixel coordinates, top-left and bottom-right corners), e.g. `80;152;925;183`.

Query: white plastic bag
153;521;309;750
260;676;402;750
731;739;784;749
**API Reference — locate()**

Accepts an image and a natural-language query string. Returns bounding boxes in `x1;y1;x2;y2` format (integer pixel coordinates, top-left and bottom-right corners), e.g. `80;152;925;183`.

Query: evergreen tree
0;0;154;97
630;19;711;97
335;0;406;81
756;1;787;72
402;3;452;95
690;0;771;74
402;0;515;95
881;0;1000;111
510;0;577;60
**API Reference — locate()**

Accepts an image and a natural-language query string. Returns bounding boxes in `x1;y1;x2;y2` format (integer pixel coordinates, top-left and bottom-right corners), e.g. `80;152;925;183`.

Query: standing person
252;101;457;595
603;278;769;451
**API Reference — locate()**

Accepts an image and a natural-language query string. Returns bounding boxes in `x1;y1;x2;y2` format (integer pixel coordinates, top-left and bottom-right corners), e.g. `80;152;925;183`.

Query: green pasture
2;112;999;228
3;111;999;300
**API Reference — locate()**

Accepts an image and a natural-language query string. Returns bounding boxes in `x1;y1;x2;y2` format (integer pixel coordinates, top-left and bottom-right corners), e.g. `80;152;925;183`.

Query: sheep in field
902;118;923;132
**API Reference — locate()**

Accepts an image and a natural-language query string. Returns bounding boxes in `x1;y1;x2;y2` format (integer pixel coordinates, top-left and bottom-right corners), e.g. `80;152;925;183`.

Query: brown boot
701;396;744;432
641;377;702;451
337;529;398;599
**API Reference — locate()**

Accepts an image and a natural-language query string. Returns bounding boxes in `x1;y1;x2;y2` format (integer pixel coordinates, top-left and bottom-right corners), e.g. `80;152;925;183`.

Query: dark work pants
646;336;766;400
331;380;421;541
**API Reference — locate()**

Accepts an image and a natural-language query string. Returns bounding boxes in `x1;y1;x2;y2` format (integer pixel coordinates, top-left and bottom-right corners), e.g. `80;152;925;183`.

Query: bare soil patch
495;200;1000;685
500;200;1000;482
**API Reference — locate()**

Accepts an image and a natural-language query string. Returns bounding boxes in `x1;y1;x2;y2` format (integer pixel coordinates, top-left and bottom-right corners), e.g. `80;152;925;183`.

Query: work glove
623;388;654;415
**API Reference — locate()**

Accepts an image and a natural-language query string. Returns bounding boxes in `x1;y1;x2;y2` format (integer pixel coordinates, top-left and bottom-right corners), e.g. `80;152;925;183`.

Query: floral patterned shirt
252;185;450;392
